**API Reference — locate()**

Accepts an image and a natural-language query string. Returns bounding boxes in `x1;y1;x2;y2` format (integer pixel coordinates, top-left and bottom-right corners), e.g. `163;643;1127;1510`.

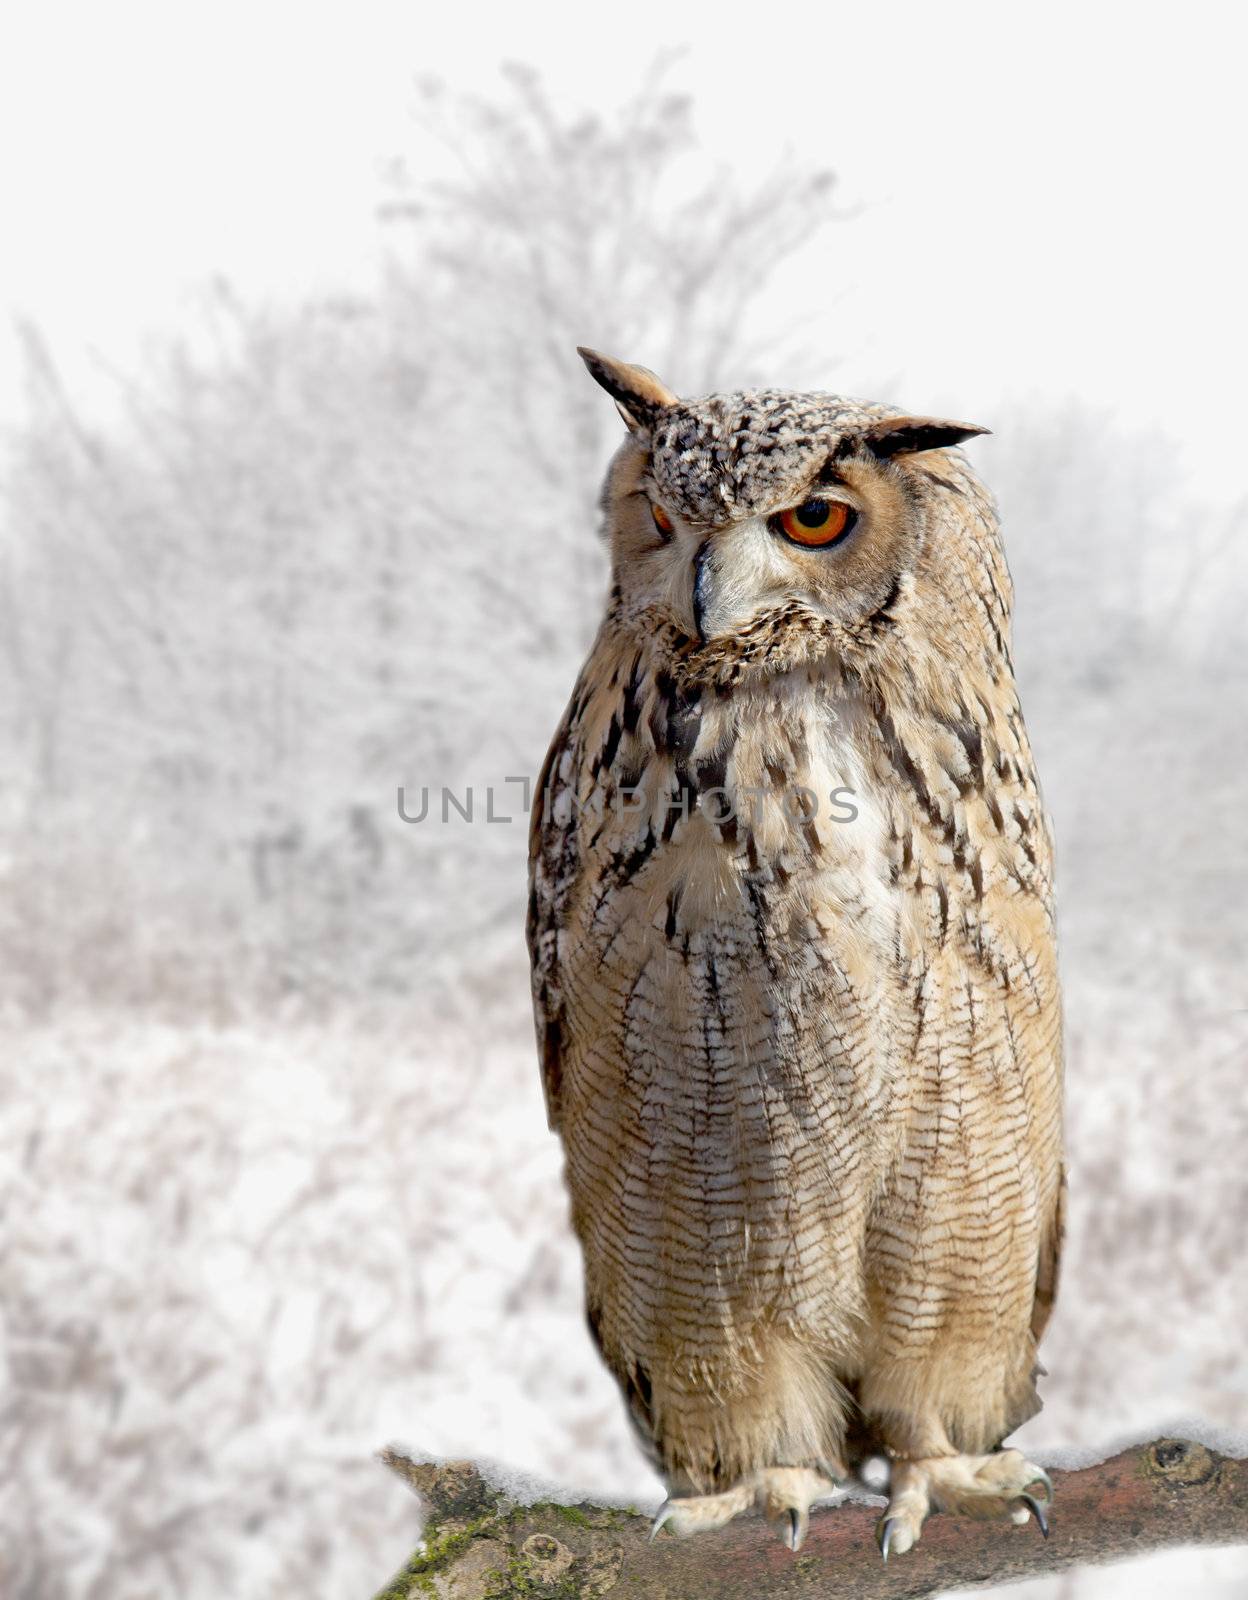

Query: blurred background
1;4;1245;1596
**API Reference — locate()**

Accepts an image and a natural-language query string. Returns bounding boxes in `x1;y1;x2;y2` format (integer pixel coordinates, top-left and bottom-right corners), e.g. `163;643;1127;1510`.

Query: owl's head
580;347;993;675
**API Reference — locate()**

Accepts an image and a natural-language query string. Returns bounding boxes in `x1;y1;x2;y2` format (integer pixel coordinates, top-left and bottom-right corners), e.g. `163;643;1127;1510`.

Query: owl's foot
651;1465;839;1552
876;1449;1052;1559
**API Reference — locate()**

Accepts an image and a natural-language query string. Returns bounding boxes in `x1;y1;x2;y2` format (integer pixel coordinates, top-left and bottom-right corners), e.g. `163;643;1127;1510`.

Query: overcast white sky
2;0;1244;494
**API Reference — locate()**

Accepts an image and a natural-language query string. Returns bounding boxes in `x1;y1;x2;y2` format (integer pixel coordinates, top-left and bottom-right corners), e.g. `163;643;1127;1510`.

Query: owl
526;349;1065;1557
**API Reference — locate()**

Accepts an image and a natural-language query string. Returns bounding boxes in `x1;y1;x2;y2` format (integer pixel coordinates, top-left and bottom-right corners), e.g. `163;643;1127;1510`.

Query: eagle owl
526;349;1065;1556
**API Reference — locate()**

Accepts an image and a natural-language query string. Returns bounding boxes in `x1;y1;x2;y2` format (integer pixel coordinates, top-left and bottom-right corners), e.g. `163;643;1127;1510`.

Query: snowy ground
3;972;1245;1598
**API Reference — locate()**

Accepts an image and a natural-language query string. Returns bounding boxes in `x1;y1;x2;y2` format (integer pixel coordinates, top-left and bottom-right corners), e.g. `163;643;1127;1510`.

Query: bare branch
374;1437;1248;1599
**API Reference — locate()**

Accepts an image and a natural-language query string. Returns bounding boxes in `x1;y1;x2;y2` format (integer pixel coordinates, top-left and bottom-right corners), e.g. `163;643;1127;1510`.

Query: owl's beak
687;521;777;642
691;539;715;642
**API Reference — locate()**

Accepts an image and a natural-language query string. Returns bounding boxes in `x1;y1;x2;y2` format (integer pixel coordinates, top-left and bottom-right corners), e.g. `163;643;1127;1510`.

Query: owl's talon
877;1516;897;1561
880;1451;1053;1553
1019;1493;1049;1538
646;1483;757;1538
649;1467;835;1547
1027;1469;1054;1504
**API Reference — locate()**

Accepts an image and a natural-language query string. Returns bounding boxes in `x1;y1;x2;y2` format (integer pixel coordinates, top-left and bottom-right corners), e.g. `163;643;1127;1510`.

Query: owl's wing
526;705;581;1133
1030;1163;1067;1346
1025;776;1066;1347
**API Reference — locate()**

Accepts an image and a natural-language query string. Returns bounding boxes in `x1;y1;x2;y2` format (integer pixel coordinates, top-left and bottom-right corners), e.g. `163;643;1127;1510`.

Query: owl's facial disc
603;435;920;648
596;382;991;659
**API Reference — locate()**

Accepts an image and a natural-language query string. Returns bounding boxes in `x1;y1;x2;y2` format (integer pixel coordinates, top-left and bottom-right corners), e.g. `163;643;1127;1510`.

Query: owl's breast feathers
528;610;1055;1116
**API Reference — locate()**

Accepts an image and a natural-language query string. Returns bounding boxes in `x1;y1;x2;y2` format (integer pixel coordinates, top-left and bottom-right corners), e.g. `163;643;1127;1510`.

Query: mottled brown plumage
527;350;1065;1555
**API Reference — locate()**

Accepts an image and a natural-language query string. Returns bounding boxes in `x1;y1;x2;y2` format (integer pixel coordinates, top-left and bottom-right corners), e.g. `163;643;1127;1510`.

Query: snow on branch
372;1436;1247;1598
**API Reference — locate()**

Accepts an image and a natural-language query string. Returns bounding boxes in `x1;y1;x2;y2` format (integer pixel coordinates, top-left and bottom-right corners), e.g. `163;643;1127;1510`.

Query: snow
1;64;1245;1600
3;985;1245;1599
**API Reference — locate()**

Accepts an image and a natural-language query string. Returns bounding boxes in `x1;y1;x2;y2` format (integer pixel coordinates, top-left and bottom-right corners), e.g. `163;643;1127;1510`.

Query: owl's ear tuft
859;415;991;460
577;347;678;433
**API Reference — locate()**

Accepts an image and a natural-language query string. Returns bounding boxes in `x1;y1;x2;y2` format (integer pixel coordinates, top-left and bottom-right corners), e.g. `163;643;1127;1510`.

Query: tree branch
372;1437;1248;1598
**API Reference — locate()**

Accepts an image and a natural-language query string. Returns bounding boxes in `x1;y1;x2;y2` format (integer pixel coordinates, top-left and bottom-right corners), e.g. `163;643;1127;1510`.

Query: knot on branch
1147;1438;1219;1488
378;1449;628;1599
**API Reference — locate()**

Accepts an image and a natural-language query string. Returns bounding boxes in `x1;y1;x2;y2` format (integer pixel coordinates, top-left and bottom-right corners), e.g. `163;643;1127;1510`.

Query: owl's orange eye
651;502;675;536
778;498;855;548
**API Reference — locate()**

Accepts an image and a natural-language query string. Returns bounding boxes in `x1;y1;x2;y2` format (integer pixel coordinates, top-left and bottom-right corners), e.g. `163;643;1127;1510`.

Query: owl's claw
649;1466;837;1547
1018;1493;1049;1538
1027;1469;1054;1503
757;1465;839;1551
646;1483;755;1539
877;1450;1053;1557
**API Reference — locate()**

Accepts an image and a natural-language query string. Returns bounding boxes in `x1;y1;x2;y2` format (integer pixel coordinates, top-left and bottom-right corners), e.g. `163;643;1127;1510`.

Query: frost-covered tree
0;62;841;1013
